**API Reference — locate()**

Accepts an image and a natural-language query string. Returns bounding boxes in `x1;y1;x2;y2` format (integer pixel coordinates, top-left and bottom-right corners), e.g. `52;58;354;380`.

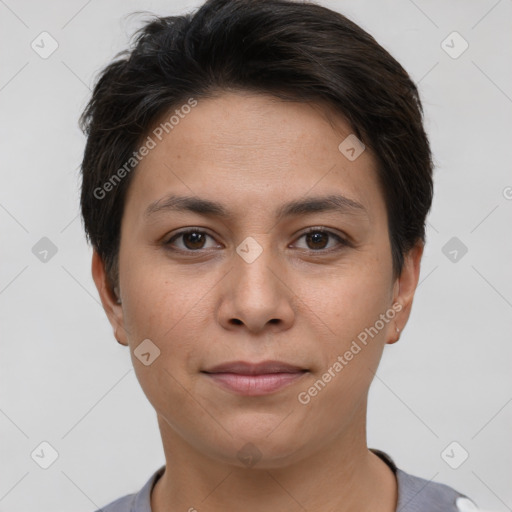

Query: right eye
164;229;221;252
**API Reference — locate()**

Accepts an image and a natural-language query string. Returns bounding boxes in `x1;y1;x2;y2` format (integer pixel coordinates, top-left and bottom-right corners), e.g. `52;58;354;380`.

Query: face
93;91;422;469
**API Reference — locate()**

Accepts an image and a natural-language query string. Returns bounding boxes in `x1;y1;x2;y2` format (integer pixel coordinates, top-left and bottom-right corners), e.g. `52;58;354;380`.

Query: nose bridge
234;234;281;302
219;234;295;331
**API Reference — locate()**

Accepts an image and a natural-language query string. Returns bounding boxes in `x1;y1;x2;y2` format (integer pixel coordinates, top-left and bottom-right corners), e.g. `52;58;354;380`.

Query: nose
216;238;295;335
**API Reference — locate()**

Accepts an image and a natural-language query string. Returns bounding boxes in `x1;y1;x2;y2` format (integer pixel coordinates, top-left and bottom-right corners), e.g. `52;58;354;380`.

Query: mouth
201;360;309;396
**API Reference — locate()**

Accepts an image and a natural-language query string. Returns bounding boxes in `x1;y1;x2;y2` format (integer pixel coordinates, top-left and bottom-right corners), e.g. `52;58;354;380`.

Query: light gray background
1;0;511;511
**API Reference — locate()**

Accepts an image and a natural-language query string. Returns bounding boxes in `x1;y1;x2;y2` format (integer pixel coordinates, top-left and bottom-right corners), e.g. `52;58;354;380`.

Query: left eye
293;229;347;251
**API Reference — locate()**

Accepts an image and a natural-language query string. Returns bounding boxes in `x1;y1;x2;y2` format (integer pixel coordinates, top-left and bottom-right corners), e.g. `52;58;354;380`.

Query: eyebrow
144;193;368;221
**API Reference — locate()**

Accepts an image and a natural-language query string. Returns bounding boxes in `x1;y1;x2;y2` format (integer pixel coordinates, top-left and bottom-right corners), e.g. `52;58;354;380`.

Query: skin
92;91;423;512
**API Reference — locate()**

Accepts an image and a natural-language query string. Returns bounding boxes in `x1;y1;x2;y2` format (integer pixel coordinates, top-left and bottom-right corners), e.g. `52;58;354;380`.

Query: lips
203;360;306;375
202;360;308;396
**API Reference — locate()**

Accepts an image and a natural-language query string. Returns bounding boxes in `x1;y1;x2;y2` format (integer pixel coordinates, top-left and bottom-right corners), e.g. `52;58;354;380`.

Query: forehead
123;91;386;227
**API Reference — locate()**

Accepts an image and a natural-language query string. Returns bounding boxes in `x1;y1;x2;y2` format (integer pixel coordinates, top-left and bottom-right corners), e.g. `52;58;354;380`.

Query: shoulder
93;493;136;512
93;465;165;512
370;449;478;512
396;467;478;512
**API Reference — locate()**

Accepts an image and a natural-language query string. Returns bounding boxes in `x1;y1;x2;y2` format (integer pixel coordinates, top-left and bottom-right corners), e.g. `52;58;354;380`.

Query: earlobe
386;324;400;345
91;250;128;346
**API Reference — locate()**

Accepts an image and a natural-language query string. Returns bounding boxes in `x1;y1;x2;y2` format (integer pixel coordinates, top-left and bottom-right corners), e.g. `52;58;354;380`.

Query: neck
150;412;397;512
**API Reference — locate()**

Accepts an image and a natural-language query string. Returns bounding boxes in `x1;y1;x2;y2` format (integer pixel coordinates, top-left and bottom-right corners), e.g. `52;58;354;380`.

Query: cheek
312;261;392;340
120;267;203;416
119;254;215;390
297;276;391;422
119;250;199;340
301;264;393;399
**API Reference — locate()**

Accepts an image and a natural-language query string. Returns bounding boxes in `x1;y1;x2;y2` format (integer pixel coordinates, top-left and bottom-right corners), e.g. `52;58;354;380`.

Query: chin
219;427;313;469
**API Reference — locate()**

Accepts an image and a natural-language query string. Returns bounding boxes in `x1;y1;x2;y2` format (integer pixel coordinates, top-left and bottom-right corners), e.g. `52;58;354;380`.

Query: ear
386;241;424;345
91;250;129;346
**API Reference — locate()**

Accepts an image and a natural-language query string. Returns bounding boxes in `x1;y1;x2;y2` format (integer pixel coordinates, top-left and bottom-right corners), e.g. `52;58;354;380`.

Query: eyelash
163;227;350;254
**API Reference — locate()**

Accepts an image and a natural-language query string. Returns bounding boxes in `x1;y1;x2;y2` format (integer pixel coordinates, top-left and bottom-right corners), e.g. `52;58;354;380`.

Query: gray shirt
94;450;478;512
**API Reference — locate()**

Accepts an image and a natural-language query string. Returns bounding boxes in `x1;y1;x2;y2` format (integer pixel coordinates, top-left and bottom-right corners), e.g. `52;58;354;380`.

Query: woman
79;0;479;509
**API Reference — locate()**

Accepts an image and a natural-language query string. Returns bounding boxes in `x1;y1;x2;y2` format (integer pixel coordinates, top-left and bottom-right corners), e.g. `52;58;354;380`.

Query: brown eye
165;229;217;251
294;228;348;252
181;231;207;250
305;231;329;250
